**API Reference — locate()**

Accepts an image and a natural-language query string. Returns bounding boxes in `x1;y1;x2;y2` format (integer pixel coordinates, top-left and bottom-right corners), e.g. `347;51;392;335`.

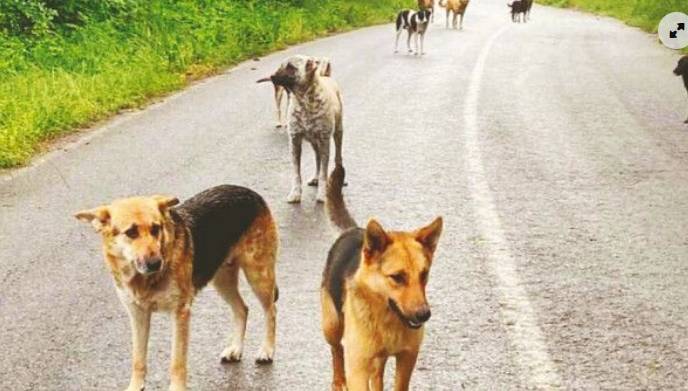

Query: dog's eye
389;273;407;285
124;225;138;239
151;223;161;237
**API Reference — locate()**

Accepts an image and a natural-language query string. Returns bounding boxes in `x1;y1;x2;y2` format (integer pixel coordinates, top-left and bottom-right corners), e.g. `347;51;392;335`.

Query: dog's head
417;9;432;24
674;55;688;76
75;195;179;276
360;217;443;329
258;55;325;91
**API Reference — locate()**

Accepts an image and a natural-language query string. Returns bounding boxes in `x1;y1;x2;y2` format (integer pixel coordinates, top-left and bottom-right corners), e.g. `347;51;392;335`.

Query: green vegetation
0;0;410;168
536;0;687;33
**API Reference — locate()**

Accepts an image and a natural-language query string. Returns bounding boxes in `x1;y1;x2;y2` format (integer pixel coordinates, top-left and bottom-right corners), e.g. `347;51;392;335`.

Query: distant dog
321;165;443;391
509;0;528;23
75;186;279;391
674;55;688;124
258;58;333;129
258;55;344;203
395;9;432;55
417;0;435;22
439;0;470;30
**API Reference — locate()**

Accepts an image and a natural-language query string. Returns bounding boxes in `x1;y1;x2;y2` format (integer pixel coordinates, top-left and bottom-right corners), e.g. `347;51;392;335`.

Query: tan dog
75;185;279;391
259;57;333;129
258;55;344;204
417;0;436;22
321;165;443;391
439;0;470;29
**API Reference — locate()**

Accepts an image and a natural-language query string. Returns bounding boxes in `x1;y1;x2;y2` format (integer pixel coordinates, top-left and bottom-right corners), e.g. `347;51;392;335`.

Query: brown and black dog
321;165;443;391
75;185;278;391
674;55;688;124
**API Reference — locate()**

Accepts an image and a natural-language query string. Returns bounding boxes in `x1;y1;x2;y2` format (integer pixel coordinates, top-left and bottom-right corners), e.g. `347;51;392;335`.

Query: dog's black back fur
676;56;688;91
322;228;364;313
509;0;527;22
172;185;268;290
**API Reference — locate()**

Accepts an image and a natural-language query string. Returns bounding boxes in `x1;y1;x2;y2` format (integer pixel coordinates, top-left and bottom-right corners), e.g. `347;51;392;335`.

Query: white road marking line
463;25;562;389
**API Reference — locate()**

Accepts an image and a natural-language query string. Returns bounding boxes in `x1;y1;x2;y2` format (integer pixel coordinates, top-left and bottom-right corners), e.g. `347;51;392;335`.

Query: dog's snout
414;307;431;323
147;258;162;272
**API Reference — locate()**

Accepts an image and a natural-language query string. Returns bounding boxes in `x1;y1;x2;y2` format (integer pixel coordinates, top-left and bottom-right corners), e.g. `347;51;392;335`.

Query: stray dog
395;9;432;56
674;55;688;124
417;0;435;22
259;55;344;203
258;58;333;129
439;0;470;30
75;185;279;391
258;55;344;203
321;165;443;391
509;0;528;23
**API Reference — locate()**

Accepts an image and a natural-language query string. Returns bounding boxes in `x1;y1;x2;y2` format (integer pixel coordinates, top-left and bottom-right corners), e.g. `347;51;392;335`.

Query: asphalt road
2;1;688;389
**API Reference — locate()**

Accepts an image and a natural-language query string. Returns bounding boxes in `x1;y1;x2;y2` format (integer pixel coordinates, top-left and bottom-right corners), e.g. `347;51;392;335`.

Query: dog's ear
74;206;110;232
364;219;391;260
306;58;318;75
323;61;332;77
152;195;179;211
415;217;443;255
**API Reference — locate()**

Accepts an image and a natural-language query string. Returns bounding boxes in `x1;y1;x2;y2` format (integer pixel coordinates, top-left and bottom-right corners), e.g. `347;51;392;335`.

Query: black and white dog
395;9;432;56
674;55;688;124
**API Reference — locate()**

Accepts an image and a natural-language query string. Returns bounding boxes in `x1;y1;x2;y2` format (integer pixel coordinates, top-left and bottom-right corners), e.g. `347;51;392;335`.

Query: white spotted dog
258;58;333;129
259;55;344;204
395;9;432;56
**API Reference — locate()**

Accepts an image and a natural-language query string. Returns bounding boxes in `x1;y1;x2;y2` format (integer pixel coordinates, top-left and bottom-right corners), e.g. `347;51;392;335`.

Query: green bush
537;0;688;33
0;0;411;167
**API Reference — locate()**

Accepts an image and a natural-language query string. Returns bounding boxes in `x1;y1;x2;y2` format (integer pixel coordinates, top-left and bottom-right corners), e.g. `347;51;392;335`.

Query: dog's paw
307;178;319;186
220;345;243;364
286;189;302;204
255;346;274;365
275;124;283;129
684;118;688;124
168;384;186;391
124;385;144;391
315;188;327;203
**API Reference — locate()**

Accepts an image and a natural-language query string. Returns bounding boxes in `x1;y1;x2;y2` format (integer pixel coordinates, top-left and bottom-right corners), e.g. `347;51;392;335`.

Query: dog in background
258;58;333;129
321;165;443;391
509;0;528;23
259;55;344;203
417;0;435;22
75;185;279;391
674;55;688;124
439;0;470;30
395;9;432;56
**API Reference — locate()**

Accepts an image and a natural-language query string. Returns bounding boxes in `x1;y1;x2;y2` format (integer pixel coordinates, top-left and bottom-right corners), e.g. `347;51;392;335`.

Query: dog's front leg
315;136;330;203
406;31;413;53
169;305;190;391
308;140;321;186
344;349;374;391
274;86;285;128
125;303;151;391
393;350;419;391
287;134;303;203
420;32;425;55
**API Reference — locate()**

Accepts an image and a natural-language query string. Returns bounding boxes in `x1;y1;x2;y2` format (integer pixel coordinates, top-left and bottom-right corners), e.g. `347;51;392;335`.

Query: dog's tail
256;77;272;83
326;164;357;232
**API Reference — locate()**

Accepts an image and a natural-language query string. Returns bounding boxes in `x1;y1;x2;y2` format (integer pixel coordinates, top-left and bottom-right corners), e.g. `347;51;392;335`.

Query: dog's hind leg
446;10;450;29
395;29;403;53
240;212;278;364
321;289;345;391
394;350;419;391
460;13;464;29
419;32;425;56
274;85;285;128
371;356;388;391
213;263;248;363
287;134;303;203
407;31;413;53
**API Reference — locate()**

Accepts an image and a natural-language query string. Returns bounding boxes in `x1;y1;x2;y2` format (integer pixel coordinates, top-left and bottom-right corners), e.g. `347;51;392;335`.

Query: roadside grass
0;0;410;168
536;0;688;34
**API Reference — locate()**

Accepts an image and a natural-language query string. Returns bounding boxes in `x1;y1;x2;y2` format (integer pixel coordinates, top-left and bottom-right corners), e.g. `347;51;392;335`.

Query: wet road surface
2;0;688;389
